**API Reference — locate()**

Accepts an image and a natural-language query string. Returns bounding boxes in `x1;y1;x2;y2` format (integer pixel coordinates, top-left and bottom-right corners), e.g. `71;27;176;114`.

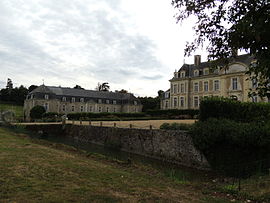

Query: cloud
0;0;167;95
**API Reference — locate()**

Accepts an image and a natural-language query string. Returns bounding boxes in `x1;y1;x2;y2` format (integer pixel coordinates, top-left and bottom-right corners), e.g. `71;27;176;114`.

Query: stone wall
25;124;210;170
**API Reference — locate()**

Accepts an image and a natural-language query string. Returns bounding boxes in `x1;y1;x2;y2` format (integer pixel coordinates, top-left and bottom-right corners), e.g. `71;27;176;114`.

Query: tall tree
28;85;38;92
6;78;13;90
172;0;270;97
73;85;84;89
96;82;110;91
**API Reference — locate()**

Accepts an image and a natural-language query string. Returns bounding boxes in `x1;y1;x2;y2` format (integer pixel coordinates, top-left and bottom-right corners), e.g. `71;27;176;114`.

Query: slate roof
30;85;138;100
177;54;254;78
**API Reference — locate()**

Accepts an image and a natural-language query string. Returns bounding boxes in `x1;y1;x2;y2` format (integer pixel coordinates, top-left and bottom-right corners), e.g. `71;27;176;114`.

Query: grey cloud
0;0;163;90
141;75;164;80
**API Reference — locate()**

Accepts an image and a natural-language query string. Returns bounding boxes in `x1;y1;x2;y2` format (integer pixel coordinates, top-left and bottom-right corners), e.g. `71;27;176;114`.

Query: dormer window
71;97;75;102
113;100;117;105
194;70;199;77
134;101;138;105
181;72;185;78
44;94;49;100
204;69;209;75
98;99;102;104
80;98;84;102
62;97;66;102
106;99;110;104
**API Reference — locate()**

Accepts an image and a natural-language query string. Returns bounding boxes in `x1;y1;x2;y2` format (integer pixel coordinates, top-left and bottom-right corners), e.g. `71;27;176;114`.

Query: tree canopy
96;82;110;91
172;0;270;97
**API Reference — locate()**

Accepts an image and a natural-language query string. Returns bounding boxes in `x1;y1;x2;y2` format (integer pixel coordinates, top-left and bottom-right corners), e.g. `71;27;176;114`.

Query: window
80;98;84;102
44;103;49;111
98;107;102;112
165;101;168;108
30;94;34;99
134;101;137;105
62;97;66;102
214;80;220;91
80;106;84;112
62;105;66;112
180;84;184;93
204;81;208;92
44;94;49;100
89;106;92;112
71;106;75;112
252;95;258;103
71;97;75;102
173;84;177;94
173;97;177;107
232;78;238;90
113;100;117;105
106;107;109;112
106;99;110;104
194;82;199;92
194;96;199;107
180;97;184;107
113;107;116;112
194;70;199;77
181;72;185;78
252;78;258;88
98;99;102;104
204;69;209;75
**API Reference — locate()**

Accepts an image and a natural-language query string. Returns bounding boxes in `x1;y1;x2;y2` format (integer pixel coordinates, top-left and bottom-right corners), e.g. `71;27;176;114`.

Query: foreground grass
0;102;23;118
0;127;208;202
0;126;268;202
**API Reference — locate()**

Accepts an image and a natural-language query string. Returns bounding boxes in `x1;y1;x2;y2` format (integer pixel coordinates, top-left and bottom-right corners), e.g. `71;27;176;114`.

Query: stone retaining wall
25;124;210;170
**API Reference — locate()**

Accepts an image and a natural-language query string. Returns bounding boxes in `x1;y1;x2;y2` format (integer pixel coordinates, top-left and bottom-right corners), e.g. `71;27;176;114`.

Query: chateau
24;85;142;120
161;54;268;110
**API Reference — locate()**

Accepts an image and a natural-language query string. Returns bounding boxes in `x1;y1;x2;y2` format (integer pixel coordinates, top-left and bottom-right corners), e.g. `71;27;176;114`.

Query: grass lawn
0;102;23;118
0;126;268;202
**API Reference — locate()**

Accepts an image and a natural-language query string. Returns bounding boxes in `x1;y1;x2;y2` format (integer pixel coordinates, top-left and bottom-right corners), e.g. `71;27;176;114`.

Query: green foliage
30;105;46;120
160;123;192;131
67;112;147;120
199;97;270;122
147;109;199;118
190;118;270;176
42;112;63;122
138;96;160;112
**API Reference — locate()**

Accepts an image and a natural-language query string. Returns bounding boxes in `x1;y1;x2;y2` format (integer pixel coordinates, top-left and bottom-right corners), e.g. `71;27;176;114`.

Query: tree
6;78;13;90
172;0;270;97
115;89;128;93
28;85;38;92
73;85;84;89
96;82;110;91
30;105;46;120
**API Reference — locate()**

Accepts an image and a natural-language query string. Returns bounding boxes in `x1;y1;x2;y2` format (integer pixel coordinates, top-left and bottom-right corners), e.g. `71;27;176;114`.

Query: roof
178;54;254;77
30;85;138;100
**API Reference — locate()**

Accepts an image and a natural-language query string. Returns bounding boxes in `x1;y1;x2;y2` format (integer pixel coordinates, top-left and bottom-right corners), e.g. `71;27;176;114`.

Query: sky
0;0;207;97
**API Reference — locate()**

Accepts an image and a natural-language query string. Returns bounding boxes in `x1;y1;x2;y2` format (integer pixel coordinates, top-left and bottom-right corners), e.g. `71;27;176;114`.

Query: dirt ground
67;119;196;129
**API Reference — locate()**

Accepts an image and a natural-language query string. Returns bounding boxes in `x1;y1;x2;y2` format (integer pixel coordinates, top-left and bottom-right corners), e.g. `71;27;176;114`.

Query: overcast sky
0;0;207;97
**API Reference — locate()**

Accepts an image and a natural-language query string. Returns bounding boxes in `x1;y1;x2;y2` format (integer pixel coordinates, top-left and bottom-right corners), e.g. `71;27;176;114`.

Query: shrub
160;122;192;131
190;118;270;176
30;105;46;119
146;109;199;118
67;112;147;120
199;97;270;122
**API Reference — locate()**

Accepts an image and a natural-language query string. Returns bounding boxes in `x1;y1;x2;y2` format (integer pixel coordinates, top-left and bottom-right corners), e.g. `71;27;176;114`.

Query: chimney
194;55;201;66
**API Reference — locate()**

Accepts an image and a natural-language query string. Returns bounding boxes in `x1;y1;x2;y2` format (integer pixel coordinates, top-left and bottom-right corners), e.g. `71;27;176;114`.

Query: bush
199;97;270;122
42;112;63;122
146;109;199;118
160;122;192;131
30;105;46;119
67;112;147;120
190;118;270;176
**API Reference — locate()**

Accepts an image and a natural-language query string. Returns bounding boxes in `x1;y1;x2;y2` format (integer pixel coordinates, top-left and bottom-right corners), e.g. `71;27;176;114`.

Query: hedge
199;97;270;122
190;118;270;177
67;112;147;120
146;109;199;118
